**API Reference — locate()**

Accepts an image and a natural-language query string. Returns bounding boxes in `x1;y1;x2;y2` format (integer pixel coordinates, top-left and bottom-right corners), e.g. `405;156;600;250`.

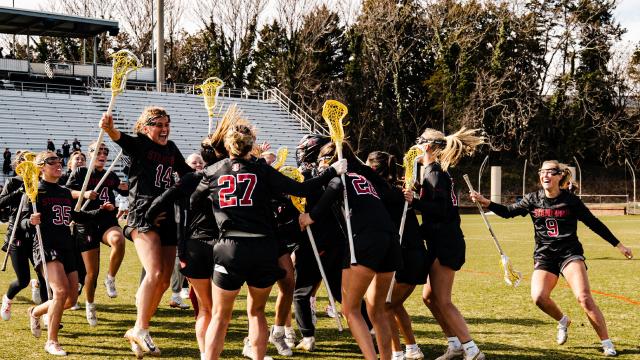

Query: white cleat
269;326;293;356
556;319;571;345
405;346;425;360
125;328;160;356
284;330;296;349
1;294;12;321
435;347;464;360
603;344;617;356
169;294;190;309
464;351;485;360
295;336;316;352
44;340;67;356
104;276;118;298
392;352;406;360
70;301;81;311
243;337;274;360
180;287;189;299
86;303;97;327
28;306;41;338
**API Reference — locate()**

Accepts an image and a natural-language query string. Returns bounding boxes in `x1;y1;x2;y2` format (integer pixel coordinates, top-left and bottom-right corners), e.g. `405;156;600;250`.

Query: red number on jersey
51;205;71;226
217;174;257;208
350;173;379;199
154;164;174;189
545;218;559;237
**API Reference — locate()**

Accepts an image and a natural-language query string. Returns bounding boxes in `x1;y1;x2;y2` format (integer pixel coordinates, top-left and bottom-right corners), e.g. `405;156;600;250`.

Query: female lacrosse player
470;160;633;357
21;151;111;356
99;107;192;356
59;151;85;186
66;141;127;326
366;151;427;360
403;127;485;360
194;123;346;360
299;141;402;360
1;151;48;320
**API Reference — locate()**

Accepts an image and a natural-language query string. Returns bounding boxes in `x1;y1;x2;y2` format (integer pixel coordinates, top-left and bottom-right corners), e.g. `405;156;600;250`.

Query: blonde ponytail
418;127;485;171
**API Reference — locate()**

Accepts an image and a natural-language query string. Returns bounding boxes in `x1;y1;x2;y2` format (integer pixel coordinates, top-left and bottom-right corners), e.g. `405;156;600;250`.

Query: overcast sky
1;0;638;49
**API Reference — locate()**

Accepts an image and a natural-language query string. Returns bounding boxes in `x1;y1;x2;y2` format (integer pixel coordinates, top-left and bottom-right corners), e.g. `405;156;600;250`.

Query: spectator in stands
6;51;15;60
3;148;11;176
47;139;55;152
61;140;71;165
72;138;81;151
0;47;4;58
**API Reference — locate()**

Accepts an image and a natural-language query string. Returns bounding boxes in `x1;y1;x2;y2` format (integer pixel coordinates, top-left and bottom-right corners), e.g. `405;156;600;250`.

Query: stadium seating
0;86;309;183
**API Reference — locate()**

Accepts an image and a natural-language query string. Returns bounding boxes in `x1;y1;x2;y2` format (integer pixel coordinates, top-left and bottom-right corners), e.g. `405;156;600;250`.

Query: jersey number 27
218;174;257;208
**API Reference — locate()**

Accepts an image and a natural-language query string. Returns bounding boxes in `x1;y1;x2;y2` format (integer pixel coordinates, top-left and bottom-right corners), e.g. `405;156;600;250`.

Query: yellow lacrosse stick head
279;166;306;213
198;77;225;118
403;145;424;188
272;147;288;170
110;50;141;96
15;160;40;203
322;100;348;145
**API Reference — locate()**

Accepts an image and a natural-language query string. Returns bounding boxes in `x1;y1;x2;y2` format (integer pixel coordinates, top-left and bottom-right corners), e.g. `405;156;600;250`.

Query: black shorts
534;254;586;276
395;243;429;285
127;197;178;246
75;223;100;252
343;230;402;273
180;238;214;279
424;224;466;271
212;236;285;291
33;246;78;274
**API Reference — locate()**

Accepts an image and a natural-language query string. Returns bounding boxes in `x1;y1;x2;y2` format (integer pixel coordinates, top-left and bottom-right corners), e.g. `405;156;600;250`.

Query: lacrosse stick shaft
336;144;356;265
1;194;27;271
306;227;343;331
208;115;214;135
385;201;409;302
462;174;505;255
32;202;51;297
81;150;123;211
76;95;116;211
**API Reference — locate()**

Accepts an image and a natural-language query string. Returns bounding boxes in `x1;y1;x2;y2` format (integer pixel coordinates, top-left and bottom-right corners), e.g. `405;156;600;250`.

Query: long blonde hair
202;104;249;158
541;160;574;189
225;124;256;158
133;106;168;134
418;127;485;171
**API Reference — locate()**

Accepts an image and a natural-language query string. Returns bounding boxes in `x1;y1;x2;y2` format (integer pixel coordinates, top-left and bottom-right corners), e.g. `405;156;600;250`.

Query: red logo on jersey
533;208;570;218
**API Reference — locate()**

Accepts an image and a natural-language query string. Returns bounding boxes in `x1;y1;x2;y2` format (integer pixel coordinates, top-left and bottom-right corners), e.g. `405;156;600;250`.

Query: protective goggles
89;147;109;155
416;136;445;146
38;156;62;166
145;114;171;127
538;168;562;176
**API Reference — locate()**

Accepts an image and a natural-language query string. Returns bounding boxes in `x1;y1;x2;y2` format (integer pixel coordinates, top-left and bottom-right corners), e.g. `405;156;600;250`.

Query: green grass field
0;215;638;359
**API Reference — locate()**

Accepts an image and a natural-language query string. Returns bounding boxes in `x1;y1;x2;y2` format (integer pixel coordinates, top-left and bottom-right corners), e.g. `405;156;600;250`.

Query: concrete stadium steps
0;88;307;182
91;89;306;165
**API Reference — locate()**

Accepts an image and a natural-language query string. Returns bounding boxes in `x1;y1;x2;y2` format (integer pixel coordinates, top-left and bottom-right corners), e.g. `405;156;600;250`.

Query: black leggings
6;244;48;302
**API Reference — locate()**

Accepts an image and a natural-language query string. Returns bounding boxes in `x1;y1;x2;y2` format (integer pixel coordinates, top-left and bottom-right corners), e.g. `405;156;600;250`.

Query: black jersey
19;181;102;253
488;189;619;259
0;176;30;250
66;167;125;212
58;168;73;186
195;157;338;236
115;133;192;202
309;164;396;237
383;185;423;249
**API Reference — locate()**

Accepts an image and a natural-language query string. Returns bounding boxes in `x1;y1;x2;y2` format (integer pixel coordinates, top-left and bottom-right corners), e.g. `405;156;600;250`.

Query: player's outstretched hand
99;113;114;132
616;243;633;259
469;190;490;207
100;202;116;212
331;159;347;175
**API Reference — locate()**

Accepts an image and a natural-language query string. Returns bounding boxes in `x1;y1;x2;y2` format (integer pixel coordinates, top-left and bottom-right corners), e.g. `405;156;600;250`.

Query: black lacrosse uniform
488;189;620;275
66;167;124;252
115;132;192;245
1;176;30;254
20;180;103;274
196;157;338;290
309;164;401;273
146;171;216;279
384;185;428;285
411;162;465;271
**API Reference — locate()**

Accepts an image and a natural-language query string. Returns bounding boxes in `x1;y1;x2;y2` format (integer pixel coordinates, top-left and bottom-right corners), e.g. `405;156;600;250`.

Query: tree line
6;0;640;167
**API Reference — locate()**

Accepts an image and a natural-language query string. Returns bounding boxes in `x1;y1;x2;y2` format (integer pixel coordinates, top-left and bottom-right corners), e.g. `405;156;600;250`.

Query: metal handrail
262;88;328;135
0;80;88;97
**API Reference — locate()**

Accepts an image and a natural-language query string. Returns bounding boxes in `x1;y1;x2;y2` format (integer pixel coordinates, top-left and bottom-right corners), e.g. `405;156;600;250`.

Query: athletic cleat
269;326;293;356
30;279;42;304
125;328;159;355
169;294;190;309
28;306;41;338
435;347;464;360
405;346;425;359
44;340;67;356
70;301;81;311
464;351;485;360
243;337;274;360
295;336;316;351
392;352;405;360
603;345;617;356
104;276;118;298
130;341;144;359
86;303;97;326
284;330;296;349
326;304;337;318
1;294;12;321
180;287;189;299
556;320;570;345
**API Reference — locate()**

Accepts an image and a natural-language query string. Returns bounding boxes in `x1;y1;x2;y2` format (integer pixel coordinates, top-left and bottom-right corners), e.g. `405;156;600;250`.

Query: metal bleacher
0;83;319;183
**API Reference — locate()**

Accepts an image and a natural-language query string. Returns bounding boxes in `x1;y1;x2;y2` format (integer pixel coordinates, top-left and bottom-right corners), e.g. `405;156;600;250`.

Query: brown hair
317;141;359;165
417;127;484;171
202;104;249;161
12;149;31;170
367;151;398;185
224;124;256;158
68;151;86;170
133;106;169;134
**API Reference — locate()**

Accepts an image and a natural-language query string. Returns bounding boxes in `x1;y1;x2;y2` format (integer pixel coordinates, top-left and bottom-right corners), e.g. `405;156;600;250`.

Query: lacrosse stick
463;174;522;287
272;147;288;170
386;145;424;302
1;193;27;271
197;77;225;134
15;159;51;296
280;166;343;332
76;50;140;211
81;149;124;211
322;100;356;264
